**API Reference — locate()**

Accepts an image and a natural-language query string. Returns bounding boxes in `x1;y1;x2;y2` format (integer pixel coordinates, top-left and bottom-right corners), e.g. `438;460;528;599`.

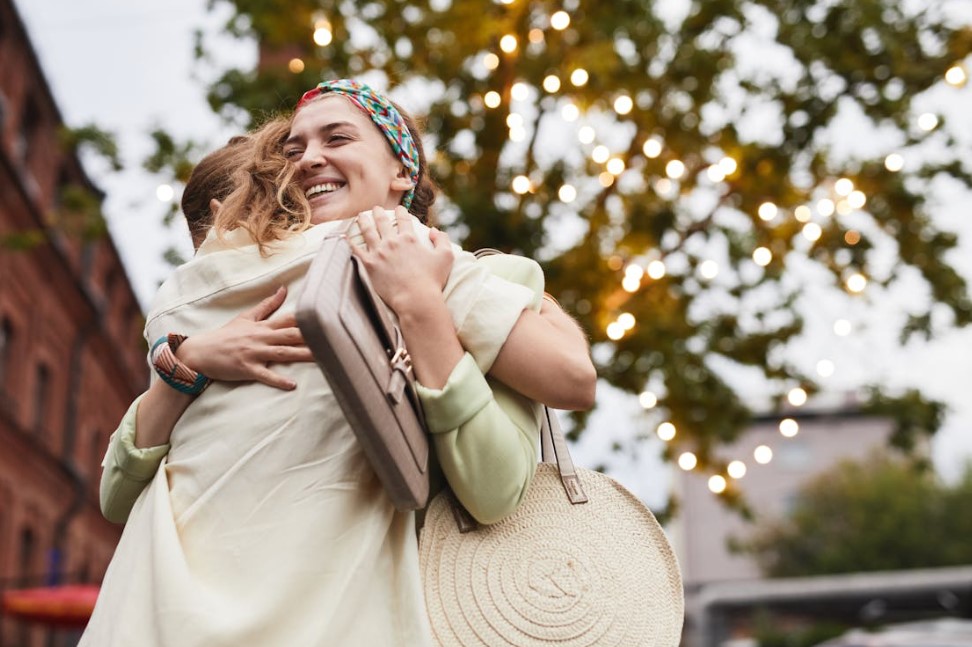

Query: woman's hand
352;205;454;314
176;285;314;390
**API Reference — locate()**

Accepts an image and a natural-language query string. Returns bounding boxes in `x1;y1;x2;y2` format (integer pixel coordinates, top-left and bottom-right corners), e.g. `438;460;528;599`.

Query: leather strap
541;407;589;504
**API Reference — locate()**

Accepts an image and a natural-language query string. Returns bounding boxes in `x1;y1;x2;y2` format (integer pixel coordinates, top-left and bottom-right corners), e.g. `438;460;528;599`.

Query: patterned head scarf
296;79;419;209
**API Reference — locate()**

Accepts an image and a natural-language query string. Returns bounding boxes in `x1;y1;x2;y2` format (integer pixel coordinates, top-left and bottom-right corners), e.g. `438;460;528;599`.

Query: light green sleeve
99;393;170;524
416;252;546;525
417;353;541;524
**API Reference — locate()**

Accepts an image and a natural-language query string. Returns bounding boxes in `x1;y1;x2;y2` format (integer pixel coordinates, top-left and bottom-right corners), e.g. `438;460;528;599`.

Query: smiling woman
81;79;596;646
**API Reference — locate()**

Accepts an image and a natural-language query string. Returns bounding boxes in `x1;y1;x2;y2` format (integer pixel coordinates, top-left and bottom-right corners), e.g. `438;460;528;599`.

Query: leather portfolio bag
296;234;430;510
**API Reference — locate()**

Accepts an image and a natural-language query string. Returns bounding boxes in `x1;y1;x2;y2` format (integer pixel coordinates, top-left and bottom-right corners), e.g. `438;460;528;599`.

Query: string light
500;34;518;53
511;82;529;101
833;319;852;336
678;452;698;471
779;418;799;437
506;113;523;128
543;74;561;93
592;145;610;163
484;53;500;70
802;222;822;242
718;157;738;175
578;126;596;144
945;64;967;87
313;20;333;46
570;68;589;86
665;160;685;179
657;422;676;441
558;184;577;202
752;247;772;266
511;175;531;194
638;390;657;409
550;10;571;30
708;475;727;493
699;260;719;280
613;95;633;115
917;113;938;131
484;91;501;108
787;387;808;406
618;312;636;330
753;445;773;464
758;202;778;221
834;178;854;196
846;273;867;293
647;260;666;279
844;230;861;245
643;137;663;158
509;127;526;142
528;28;544;44
836;200;853;216
561;103;579;121
606;322;625;340
727;460;747;479
607;158;626;175
884;153;904;172
794;205;812;222
598;172;614;188
288;58;305;73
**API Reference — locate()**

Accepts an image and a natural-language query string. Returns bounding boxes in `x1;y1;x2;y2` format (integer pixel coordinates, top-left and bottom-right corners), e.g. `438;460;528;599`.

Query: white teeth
306;182;343;198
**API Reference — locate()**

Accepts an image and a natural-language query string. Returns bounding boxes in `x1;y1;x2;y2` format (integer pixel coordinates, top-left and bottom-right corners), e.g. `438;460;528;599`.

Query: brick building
0;1;149;644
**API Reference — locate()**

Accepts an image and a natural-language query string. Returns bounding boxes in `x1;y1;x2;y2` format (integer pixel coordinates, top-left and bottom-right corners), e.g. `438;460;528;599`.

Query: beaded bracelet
150;334;212;396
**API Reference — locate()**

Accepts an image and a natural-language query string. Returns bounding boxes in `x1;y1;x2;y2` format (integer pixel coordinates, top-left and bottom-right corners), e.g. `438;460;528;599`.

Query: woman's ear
209;198;223;218
390;166;414;192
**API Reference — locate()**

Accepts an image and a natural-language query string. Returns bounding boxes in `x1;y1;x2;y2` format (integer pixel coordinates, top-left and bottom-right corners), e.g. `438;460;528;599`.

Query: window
16;95;41;165
32;363;50;436
19;526;36;584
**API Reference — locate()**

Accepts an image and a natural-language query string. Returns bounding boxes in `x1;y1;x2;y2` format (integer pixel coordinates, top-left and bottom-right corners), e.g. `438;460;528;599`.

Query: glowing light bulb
606;158;626;175
719;157;738;175
561;103;579;121
606;322;625;340
788;387;808;406
834;178;854;196
665;160;685;179
917;113;938;131
817;198;835;217
506;113;523;128
643;138;662;158
647;260;666;279
591;145;610;164
313;21;333;46
528;28;544;44
638;391;657;409
570;68;589;86
678;452;698;471
708;475;727;493
550;10;570;30
288;58;305;74
598;172;614;187
618;313;636;330
484;91;501;108
707;164;726;182
558;184;577;203
794;205;812;222
779;418;799;437
500;34;518;53
484;53;500;70
727;460;747;479
816;359;835;378
511;175;531;194
945;65;967;87
657;422;676;441
156;184;174;202
511;82;529;101
578;126;596;144
802;222;822;242
847;190;866;209
622;275;640;292
614;95;633;115
846;273;867;293
543;74;561;93
753;445;773;464
699;260;719;280
758;202;778;221
884;153;904;172
752;247;772;266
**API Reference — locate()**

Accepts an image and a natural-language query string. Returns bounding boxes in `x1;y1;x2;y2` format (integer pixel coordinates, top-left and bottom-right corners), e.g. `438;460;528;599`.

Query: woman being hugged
84;80;594;647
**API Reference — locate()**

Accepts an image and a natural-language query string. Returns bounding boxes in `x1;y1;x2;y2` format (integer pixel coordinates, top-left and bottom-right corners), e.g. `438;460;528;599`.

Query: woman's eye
283;149;303;159
328;134;350;143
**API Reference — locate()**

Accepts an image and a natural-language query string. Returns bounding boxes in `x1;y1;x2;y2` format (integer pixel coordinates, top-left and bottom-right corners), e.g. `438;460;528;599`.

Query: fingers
373;206;395;239
429;227;452;251
394;205;413;236
241;286;287;321
356;210;380;250
251;366;298;391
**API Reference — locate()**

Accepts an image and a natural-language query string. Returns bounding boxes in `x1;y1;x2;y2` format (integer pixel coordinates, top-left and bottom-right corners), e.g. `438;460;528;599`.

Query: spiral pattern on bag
419;465;684;646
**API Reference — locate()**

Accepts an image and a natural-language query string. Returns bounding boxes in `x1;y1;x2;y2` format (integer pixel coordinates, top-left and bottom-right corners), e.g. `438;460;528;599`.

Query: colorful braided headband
296;79;419;209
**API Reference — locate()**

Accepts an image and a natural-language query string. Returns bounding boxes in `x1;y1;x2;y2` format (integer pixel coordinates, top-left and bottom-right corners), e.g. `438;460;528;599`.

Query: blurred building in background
0;0;148;644
671;405;970;647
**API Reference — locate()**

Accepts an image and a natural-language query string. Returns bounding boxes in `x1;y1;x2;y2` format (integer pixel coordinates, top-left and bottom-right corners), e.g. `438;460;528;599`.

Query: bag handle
541;407;589;504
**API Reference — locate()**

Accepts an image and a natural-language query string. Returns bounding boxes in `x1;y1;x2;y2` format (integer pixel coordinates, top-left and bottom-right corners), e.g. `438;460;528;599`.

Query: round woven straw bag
418;411;683;647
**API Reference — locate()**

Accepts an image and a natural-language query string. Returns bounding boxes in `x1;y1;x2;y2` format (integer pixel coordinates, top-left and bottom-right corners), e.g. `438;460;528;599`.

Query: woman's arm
100;286;314;523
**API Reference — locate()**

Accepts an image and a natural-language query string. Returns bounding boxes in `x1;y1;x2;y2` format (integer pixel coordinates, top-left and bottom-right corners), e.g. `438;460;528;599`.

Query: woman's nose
297;141;327;171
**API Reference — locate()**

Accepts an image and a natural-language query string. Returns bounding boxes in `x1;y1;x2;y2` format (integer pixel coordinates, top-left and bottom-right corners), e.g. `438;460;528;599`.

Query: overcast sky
13;0;972;507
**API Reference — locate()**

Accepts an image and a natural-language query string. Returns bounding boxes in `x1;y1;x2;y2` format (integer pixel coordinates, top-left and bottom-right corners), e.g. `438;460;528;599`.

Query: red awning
2;584;99;628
